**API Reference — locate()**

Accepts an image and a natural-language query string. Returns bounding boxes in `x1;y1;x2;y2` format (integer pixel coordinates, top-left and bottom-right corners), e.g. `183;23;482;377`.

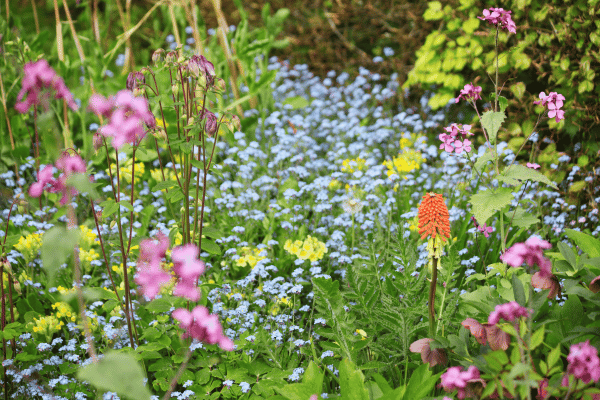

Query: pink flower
171;244;205;301
455;83;482;104
409;338;448;367
440;124;473;154
478;222;493;238
172;306;234;351
135;233;172;299
500;236;553;277
478;8;516;34
88;90;155;150
440;366;484;399
566;340;600;384
55;153;86;175
531;271;561;299
15;59;78;113
488;301;531;325
29;165;56;198
526;163;541;169
534;92;565;123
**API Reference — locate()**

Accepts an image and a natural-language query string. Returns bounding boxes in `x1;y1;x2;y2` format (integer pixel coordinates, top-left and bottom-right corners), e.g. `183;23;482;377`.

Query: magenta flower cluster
455;83;482;104
478;8;517;34
567;340;600;384
440;365;482;400
439;124;473;154
534;91;566;123
500;236;553;278
488;301;531;325
29;153;87;205
89;90;156;150
471;217;493;238
134;233;233;351
15;59;79;114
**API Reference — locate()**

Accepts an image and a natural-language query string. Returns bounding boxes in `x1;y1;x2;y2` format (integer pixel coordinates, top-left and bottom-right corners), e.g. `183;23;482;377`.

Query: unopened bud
152;48;164;66
126;71;145;92
154;127;167;140
110;220;116;229
230;115;241;131
171;84;179;95
165;51;177;64
214;78;226;92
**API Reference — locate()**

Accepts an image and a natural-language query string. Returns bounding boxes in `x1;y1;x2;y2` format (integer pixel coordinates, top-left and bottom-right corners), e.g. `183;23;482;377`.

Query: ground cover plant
1;2;600;400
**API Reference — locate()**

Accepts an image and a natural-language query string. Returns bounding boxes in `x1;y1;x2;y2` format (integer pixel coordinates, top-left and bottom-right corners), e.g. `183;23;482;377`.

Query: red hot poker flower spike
417;193;451;241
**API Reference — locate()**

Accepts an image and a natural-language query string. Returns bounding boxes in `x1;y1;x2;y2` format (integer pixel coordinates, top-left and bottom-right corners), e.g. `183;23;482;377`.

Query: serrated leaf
530;326;544;350
512;272;526;306
469;187;513;224
481;111;506;144
200;239;220;255
547;345;561;368
500;165;557;189
472;151;495;179
505;208;539;229
77;351;152;400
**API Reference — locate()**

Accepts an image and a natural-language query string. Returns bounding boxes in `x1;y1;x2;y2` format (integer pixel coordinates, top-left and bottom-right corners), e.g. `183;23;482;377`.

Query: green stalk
428;256;438;338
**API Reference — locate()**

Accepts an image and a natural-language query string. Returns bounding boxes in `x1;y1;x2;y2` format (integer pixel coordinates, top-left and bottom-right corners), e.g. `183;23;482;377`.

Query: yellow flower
383;149;425;179
79;225;98;250
31;315;63;337
14;232;43;264
328;179;342;191
341;157;367;173
105;160;145;185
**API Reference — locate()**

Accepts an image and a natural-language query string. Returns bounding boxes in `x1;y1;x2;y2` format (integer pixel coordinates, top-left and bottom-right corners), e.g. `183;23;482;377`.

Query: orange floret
417;193;451;241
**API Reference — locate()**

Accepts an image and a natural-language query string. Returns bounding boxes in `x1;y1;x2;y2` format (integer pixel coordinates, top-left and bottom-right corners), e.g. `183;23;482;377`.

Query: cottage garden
1;3;600;400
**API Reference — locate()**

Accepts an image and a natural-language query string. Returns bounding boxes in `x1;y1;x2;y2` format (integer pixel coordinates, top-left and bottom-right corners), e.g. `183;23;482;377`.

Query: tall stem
428;256;438;338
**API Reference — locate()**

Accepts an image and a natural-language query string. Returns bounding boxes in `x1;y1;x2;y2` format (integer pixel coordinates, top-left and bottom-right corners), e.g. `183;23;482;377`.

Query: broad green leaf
152;180;178;191
339;359;369;400
469;187;513;224
500;165;557;189
558;242;576;267
201;226;223;240
145;297;172;313
512;273;526;306
100;199;119;218
505;208;539;229
472;151;495;179
530;326;545;350
41;226;81;286
77;351;152;400
200;238;220;255
423;1;444;20
66;173;100;200
547;345;561;368
564;229;600;258
481;111;506;144
405;363;440;400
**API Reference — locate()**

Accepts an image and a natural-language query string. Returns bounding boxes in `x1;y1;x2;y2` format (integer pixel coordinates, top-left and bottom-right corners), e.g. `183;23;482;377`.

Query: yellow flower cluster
56;285;76;295
79;248;100;272
269;296;292;316
150;168;176;186
52;302;77;322
14;232;43;263
79;225;98;250
328;179;342;191
106;160;145;185
235;247;267;269
382;149;425;179
284;236;327;262
32;315;64;335
341;157;367;173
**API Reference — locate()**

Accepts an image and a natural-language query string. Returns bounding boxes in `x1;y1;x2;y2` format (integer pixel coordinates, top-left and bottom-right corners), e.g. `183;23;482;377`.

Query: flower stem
428;256;438;338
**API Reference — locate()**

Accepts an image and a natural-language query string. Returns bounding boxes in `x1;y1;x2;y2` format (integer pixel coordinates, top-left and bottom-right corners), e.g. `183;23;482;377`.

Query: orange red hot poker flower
417;193;451;241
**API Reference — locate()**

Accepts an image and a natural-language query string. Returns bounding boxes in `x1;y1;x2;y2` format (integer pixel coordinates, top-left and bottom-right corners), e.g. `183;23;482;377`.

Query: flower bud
152;48;165;66
165;51;177;64
93;133;104;152
126;71;145;92
171;84;179;96
199;110;218;137
214;78;226;92
110;220;116;229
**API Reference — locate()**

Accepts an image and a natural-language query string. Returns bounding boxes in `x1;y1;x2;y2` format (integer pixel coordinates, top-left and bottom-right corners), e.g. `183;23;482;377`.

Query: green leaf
282;96;310;110
41;226;81;286
405;363;439;400
569;181;587;193
558;242;577;267
423;1;444;20
201;226;223;240
547;345;561;368
200;239;220;255
500;165;557;189
100;199;119;218
481;111;506;144
469;187;513;224
472;151;495;179
505;208;539;229
66;173;100;200
145;297;172;313
564;229;600;258
152;180;178;191
512;273;526;306
530;326;545;350
339;359;369;400
77;351;152;400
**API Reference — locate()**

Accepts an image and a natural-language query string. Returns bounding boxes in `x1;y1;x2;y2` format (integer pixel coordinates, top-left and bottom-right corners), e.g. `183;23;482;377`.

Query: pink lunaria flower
440;365;482;399
455;83;482;104
526;162;541;169
488;301;531;325
478;8;517;34
440;124;473;154
15;59;78;114
171;244;205;301
531;271;561;299
566;340;600;384
409;338;447;367
500;235;552;278
135;233;172;299
172;306;234;351
88;90;155;150
533;92;566;123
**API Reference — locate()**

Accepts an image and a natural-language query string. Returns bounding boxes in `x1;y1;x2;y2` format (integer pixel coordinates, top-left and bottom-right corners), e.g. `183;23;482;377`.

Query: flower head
478;8;516;33
566;340;600;384
417;193;451;241
135;233;172;299
15;59;78;113
488;301;531;325
409;338;447;367
500;236;552;278
455;83;482;104
534;92;565;123
440;366;484;399
526;163;541;169
172;305;233;351
171;244;205;301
